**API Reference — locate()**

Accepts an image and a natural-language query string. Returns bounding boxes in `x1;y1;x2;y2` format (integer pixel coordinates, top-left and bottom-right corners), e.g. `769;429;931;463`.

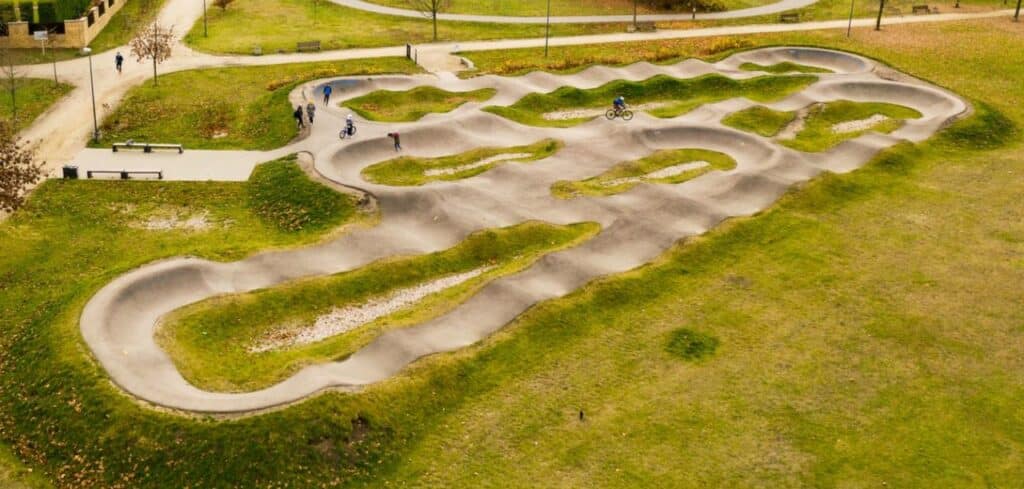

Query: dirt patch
114;204;221;232
776;103;819;140
424;153;533;177
603;161;710;187
832;114;889;133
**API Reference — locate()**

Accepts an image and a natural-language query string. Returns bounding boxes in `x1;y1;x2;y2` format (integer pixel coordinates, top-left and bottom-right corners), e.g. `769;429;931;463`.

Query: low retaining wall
1;0;126;49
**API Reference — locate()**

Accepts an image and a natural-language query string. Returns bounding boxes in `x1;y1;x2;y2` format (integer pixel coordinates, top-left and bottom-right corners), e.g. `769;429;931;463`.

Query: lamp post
82;47;99;143
847;0;855;37
544;0;551;57
1015;0;1021;21
633;0;638;30
875;0;884;30
203;0;208;36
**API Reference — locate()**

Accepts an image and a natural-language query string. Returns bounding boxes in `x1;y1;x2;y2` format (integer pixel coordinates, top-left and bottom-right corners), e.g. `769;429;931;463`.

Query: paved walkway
329;0;817;23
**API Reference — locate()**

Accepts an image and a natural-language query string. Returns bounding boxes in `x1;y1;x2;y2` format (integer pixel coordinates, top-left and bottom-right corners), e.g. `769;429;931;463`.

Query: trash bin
62;165;78;180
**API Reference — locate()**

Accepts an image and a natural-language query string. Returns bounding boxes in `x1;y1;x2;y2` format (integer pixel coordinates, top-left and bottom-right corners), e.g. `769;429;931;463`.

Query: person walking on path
115;52;124;74
306;102;316;125
387;132;401;151
294;106;305;129
322;84;333;105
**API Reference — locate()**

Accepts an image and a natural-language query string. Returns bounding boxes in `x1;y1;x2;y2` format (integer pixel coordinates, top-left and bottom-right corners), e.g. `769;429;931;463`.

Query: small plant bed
722;105;796;137
93;58;419;150
551;148;737;198
343;86;497;122
484;74;817;127
665;328;720;361
362;139;562;186
157;221;600;392
248;155;361;233
2;78;73;132
739;61;832;74
780;101;922;152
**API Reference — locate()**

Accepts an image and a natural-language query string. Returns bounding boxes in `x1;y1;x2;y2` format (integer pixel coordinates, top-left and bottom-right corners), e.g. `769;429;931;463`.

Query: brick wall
1;0;127;49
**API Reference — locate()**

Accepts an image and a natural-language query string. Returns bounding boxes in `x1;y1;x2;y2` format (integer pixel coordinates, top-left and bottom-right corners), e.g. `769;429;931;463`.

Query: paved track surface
78;47;968;413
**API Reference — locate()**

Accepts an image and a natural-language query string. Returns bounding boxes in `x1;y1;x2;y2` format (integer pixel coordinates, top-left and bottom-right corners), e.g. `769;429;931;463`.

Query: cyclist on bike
345;114;355;136
613;96;626;113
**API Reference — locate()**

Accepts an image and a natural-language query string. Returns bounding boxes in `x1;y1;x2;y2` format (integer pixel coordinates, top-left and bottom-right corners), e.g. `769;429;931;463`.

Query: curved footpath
329;0;817;23
80;47;968;414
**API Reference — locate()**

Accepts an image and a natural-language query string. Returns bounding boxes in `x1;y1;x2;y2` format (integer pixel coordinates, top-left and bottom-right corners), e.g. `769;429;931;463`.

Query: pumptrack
80;47;968;414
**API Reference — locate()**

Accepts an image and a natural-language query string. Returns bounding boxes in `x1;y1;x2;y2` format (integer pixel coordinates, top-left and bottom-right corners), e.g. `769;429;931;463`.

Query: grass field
485;73;817;127
0;78;73;132
551;148;737;198
721;104;795;136
93;58;419;150
183;0;627;55
740;61;832;73
1;18;1023;489
158;221;598;392
343;86;497;122
362;0;776;16
362;139;562;185
781;101;922;152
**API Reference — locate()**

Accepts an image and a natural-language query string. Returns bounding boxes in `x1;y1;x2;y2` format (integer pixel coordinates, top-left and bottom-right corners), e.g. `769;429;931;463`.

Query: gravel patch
776;103;817;140
250;267;492;352
602;161;710;187
542;102;670;121
832;114;889;133
424;153;533;177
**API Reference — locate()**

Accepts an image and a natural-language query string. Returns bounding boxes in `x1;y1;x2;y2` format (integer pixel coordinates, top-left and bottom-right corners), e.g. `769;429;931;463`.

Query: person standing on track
294;106;305;129
115;52;124;74
306;102;316;125
387;132;401;151
322;84;333;105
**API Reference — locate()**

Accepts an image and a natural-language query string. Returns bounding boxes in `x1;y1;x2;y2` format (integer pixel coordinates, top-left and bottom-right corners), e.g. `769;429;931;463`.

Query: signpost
33;30;48;55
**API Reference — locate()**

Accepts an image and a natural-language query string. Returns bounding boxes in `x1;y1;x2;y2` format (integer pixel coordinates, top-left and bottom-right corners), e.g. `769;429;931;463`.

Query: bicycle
339;125;358;139
605;106;634;121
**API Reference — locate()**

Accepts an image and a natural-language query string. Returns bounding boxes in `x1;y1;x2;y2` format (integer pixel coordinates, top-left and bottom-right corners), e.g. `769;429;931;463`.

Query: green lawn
343;86;497;122
781;101;922;152
722;104;795;136
183;0;629;55
2;18;1024;489
485;73;817;127
362;0;777;16
94;58;419;150
551;148;737;198
158;221;598;392
362;139;562;185
739;61;832;73
0;78;73;132
88;0;169;53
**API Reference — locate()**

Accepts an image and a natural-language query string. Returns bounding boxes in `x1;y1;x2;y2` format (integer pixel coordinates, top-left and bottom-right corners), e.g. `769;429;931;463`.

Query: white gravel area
424;153;533;177
250;267;491;352
541;102;669;121
832;114;889;133
602;161;710;187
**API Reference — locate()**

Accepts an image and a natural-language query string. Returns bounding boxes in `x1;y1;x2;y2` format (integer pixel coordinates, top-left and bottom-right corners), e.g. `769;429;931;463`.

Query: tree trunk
432;10;437;41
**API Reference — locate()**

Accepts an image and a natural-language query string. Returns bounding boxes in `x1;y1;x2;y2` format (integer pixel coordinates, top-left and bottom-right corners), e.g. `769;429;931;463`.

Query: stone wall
1;0;127;49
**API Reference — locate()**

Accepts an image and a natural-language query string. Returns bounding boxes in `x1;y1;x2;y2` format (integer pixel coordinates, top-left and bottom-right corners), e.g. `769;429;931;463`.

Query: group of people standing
293;83;402;151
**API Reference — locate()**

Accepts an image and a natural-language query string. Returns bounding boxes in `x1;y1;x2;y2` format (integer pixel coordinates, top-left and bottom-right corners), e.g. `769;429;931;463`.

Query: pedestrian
115;52;124;74
387;132;401;151
322;84;333;105
306;102;316;125
294;105;305;129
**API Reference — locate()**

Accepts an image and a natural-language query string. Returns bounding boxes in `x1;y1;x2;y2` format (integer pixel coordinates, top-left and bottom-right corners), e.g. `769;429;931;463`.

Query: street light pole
875;0;884;30
83;47;99;143
544;0;551;57
1016;0;1021;21
633;0;638;30
847;0;855;37
203;0;208;37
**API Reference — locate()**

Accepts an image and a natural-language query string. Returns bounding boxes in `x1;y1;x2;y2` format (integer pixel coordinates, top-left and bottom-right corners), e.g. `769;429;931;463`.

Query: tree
0;30;19;125
213;0;235;10
407;0;449;41
0;120;43;213
129;23;174;86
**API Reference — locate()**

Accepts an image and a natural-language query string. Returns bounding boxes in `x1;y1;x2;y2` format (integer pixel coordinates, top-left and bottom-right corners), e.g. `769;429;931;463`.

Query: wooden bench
86;169;163;180
779;12;801;23
911;4;938;14
112;142;184;154
296;40;321;52
627;21;657;33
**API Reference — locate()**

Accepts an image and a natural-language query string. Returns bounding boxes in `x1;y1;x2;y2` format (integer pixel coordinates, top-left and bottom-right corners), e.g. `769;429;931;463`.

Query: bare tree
0;31;19;125
0;120;43;213
407;0;449;41
213;0;235;10
129;23;174;86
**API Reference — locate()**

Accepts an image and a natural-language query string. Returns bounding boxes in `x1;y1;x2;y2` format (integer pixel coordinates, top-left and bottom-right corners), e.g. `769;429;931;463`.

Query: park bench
779;12;801;23
112;142;184;154
297;40;321;52
86;169;163;180
885;6;904;16
626;21;657;33
911;4;938;14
